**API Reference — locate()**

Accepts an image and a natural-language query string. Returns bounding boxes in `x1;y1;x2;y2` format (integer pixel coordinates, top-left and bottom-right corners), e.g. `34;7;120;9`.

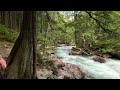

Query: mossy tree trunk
4;11;37;79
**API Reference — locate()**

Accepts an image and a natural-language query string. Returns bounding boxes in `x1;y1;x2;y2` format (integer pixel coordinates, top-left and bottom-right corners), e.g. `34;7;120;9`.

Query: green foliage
37;11;75;47
82;31;98;44
36;11;120;54
37;33;47;43
0;24;19;42
99;48;113;53
37;33;53;46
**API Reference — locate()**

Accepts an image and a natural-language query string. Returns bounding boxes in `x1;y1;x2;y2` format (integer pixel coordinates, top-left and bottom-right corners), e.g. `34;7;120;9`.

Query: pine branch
45;11;67;33
86;11;120;36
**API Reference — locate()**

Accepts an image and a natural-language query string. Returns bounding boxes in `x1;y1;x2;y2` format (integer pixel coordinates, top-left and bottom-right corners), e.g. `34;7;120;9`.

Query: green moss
0;24;19;43
0;41;14;45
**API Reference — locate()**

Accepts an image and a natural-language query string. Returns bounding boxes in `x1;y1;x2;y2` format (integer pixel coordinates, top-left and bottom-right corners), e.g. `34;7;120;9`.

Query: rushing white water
55;46;120;79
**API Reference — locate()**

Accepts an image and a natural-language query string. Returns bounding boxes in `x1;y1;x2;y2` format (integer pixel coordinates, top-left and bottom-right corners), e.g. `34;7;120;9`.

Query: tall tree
4;11;37;79
74;11;84;48
0;11;5;25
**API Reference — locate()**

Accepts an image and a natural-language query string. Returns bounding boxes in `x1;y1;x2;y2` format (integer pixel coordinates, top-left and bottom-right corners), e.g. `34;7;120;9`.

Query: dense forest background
0;11;120;79
1;11;120;53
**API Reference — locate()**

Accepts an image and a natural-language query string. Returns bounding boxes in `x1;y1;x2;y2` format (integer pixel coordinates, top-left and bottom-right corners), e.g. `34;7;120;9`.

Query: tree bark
0;11;5;25
4;11;36;79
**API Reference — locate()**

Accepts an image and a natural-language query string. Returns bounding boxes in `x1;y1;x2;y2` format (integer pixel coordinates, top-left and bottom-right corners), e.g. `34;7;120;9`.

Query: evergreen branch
86;11;120;36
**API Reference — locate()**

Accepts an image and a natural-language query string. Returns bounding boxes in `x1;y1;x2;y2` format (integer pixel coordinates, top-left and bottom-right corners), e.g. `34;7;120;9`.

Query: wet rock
82;48;92;56
57;63;85;79
71;47;81;52
92;55;106;63
69;47;91;56
69;51;82;55
37;54;86;79
65;63;85;79
109;52;120;59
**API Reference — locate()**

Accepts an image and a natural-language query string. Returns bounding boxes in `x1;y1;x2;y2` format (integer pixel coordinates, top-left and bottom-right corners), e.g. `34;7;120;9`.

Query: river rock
57;63;85;79
69;47;82;55
69;50;82;55
71;47;81;51
92;55;106;63
69;47;91;56
109;52;120;59
65;63;85;79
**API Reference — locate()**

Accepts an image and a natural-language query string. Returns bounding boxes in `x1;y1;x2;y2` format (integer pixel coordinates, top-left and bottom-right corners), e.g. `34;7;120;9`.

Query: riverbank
1;43;120;79
55;46;120;79
0;43;86;79
68;46;120;63
36;54;85;79
36;45;86;79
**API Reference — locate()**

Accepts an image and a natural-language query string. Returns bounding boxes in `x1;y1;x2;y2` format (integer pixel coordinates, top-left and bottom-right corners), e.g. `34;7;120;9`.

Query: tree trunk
1;11;5;25
43;12;49;48
4;11;36;79
74;11;84;48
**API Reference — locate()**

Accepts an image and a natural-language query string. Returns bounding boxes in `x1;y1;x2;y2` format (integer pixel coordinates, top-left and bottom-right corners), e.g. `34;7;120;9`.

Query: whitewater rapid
55;46;120;79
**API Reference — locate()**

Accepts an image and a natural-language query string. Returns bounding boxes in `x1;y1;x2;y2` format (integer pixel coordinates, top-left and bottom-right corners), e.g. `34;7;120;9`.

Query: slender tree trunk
10;11;13;29
1;11;5;25
74;11;84;48
43;12;49;48
32;11;37;79
40;11;43;33
4;11;36;79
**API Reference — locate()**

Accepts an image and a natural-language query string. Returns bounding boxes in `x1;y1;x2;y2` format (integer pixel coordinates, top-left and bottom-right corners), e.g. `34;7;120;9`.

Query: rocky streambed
36;54;85;79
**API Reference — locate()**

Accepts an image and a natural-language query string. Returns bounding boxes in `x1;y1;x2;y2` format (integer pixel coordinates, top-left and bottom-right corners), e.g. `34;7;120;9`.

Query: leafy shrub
0;24;19;42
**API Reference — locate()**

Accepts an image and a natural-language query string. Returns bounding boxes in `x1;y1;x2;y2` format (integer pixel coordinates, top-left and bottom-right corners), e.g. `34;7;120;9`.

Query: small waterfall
55;46;120;79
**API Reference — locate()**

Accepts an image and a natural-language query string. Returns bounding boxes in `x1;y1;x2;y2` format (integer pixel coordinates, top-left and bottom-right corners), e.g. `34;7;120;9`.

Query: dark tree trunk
1;11;5;25
32;11;37;79
4;11;36;79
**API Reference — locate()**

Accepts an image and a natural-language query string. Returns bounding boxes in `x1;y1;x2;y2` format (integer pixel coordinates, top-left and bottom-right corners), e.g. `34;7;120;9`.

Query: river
55;46;120;79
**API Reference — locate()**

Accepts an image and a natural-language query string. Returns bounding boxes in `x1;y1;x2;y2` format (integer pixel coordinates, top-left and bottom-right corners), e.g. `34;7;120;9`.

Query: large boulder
57;63;85;79
65;63;85;79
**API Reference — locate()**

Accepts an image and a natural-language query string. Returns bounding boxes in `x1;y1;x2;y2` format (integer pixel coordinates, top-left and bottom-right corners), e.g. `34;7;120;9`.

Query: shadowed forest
0;11;120;79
